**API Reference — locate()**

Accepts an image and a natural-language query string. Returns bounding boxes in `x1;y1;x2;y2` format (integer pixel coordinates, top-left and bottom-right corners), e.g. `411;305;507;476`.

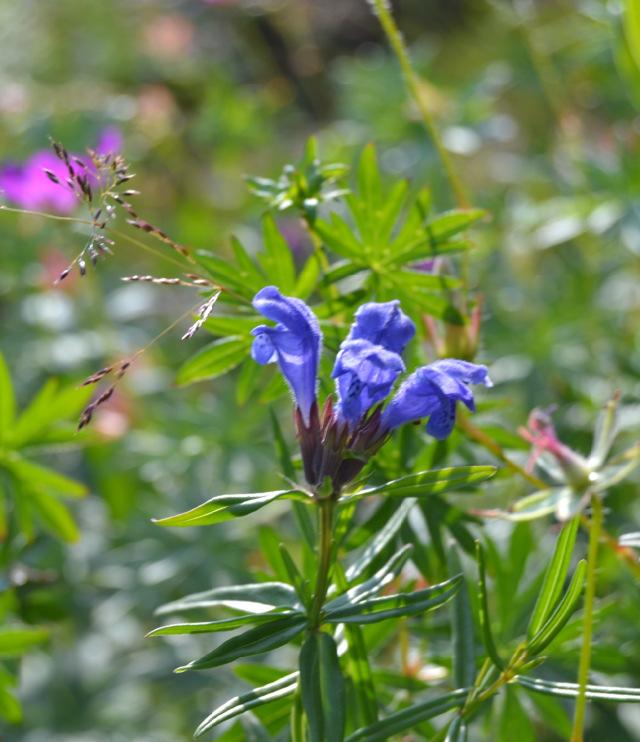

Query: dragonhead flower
332;301;415;428
251;288;492;490
381;360;493;439
251;286;322;427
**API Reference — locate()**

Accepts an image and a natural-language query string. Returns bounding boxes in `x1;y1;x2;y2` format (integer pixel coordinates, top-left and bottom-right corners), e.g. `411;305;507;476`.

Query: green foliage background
1;0;639;739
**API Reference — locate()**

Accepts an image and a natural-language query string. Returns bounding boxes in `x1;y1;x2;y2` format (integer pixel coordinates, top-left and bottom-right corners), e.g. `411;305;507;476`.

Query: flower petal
251;286;322;425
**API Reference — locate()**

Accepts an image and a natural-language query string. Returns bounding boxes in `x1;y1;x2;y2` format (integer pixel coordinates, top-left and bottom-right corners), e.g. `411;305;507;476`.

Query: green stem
571;494;603;741
309;496;336;630
369;0;470;210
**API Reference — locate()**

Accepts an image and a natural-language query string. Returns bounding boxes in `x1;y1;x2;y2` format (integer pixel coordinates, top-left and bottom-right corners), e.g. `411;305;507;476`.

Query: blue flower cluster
251;286;492;488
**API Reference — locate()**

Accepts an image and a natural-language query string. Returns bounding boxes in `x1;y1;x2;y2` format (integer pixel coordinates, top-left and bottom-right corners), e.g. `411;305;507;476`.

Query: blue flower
251;286;322;426
381;359;493;439
332;339;406;427
332;302;415;428
345;300;415;355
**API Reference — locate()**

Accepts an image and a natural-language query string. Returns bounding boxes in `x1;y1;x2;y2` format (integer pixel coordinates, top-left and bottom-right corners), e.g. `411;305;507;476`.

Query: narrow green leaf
153;489;309;527
148;610;304;636
498;687;535;742
195;671;299;736
345;498;415;583
526;559;586;655
334;563;378;726
299;632;346;742
325;574;461;625
313;215;366;261
347;466;497;502
156;582;299;615
269;409;316;552
527;516;579;638
279;544;311;607
448;546;476;689
424;209;486;243
195;251;255;299
203;315;259;338
10;380;92;446
624;0;640;77
0;626;49;658
176;615;306;671
4;454;87;498
0;353;15;439
230;236;267;291
326;545;413;614
30;491;80;543
475;541;504;669
345;689;468;742
516;675;640;702
390;238;473;266
446;715;468;742
259;214;297;293
176;336;250;385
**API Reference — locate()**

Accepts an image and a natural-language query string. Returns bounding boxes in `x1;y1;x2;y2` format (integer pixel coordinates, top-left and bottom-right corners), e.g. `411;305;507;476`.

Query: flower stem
368;0;470;210
571;494;603;741
309;495;336;630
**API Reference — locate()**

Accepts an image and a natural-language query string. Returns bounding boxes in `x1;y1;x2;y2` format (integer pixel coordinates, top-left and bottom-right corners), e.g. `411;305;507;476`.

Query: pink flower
0;127;122;215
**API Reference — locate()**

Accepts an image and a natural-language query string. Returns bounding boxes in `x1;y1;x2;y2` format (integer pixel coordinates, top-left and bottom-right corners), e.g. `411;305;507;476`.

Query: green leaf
0;353;15;439
195;671;299;737
300;632;346;742
176;615;307;672
279;544;311;607
333;563;378;726
346;466;497;502
313;215;367;262
326;545;413;614
446;715;468;742
153;489;309;527
148;610;304;636
195;251;255;299
624;0;640;78
390;238;473;266
10;380;92;447
0;667;21;724
0;626;49;658
325;574;461;625
29;490;80;543
475;541;504;669
499;687;535;742
526;559;586;655
259;214;297;293
230;236;267;292
203;315;259;337
527;516;579;639
176;336;250;385
345;689;468;741
157;582;299;615
345;498;415;583
448;546;476;689
3;454;87;498
424;209;486;243
515;675;640;702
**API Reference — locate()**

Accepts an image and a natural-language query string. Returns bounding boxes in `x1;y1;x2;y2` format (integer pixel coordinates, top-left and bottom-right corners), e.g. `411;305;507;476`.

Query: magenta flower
0;127;122;215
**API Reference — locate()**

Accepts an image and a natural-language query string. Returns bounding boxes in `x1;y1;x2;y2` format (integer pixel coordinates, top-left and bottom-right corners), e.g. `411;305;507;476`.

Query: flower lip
332;338;406;427
345;300;415;356
251;286;322;426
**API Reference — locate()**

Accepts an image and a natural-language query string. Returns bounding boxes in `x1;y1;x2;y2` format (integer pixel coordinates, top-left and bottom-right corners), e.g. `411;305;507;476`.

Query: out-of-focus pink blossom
0;128;121;215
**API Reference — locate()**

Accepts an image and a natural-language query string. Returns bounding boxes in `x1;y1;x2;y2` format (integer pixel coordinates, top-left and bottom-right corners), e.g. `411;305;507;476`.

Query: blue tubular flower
381;359;493;440
251;286;322;426
346;300;415;355
332;339;406;427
